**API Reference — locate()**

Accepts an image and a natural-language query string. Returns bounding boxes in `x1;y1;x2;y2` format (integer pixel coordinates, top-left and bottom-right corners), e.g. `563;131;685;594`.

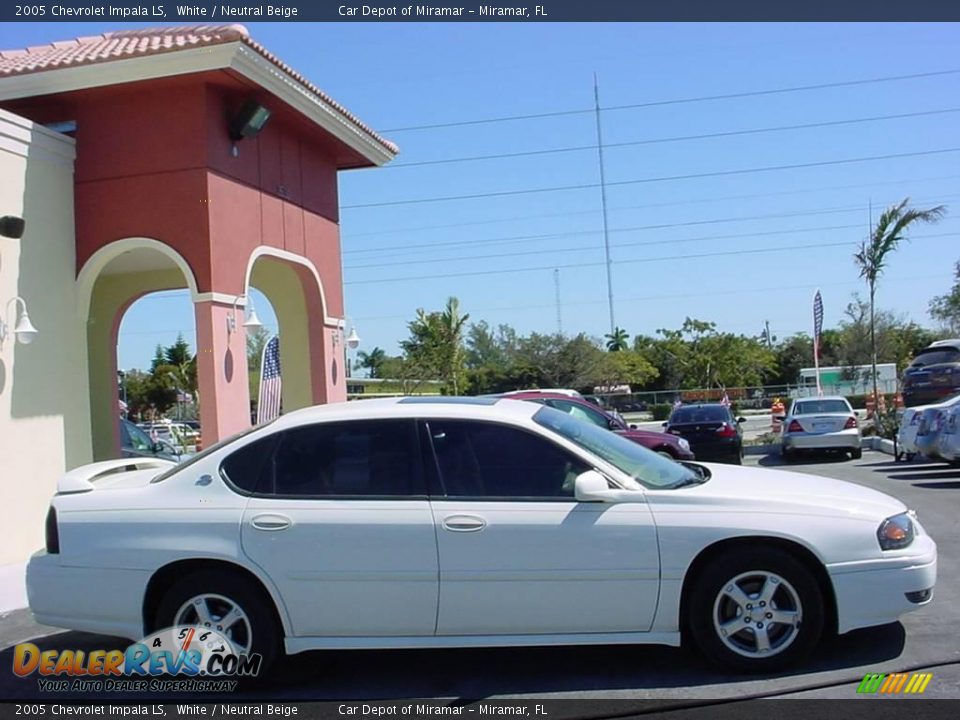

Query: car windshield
150;421;275;483
533;406;702;489
793;399;850;415
911;348;960;367
669;406;729;423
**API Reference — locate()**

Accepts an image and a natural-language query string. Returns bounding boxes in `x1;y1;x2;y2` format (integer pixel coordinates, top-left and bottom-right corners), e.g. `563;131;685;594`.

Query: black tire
154;569;281;677
850;448;863;460
780;446;794;463
687;548;825;673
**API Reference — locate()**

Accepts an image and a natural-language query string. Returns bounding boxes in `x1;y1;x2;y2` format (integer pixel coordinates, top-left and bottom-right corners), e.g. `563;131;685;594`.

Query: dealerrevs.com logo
13;626;261;693
857;672;934;695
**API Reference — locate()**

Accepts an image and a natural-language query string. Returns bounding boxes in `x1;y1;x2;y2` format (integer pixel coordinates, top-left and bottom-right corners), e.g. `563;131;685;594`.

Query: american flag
257;336;282;424
813;289;824;354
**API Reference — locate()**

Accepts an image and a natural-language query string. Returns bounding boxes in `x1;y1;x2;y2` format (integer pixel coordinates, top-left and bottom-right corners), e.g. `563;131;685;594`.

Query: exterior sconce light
0;296;39;348
0;215;25;239
346;327;361;350
227;295;263;335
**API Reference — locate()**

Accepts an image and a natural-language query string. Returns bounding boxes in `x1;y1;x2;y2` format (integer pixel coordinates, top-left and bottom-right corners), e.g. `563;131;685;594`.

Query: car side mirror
629;424;638;430
661;421;668;428
574;470;612;502
736;417;747;424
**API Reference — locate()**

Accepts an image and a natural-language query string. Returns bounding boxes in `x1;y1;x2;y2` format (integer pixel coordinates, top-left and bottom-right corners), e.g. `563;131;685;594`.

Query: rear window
793;399;851;415
911;348;960;367
669;406;730;423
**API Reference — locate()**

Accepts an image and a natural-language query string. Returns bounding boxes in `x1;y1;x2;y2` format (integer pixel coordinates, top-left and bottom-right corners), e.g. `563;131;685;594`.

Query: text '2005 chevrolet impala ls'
27;397;936;674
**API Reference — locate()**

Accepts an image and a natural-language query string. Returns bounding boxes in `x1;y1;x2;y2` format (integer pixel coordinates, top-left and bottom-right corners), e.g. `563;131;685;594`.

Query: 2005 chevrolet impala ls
28;397;936;673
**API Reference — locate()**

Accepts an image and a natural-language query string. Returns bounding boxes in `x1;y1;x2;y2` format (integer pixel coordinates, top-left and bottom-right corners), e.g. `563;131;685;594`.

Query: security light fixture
229;101;272;142
346;327;361;350
0;215;25;239
0;297;38;348
227;295;263;335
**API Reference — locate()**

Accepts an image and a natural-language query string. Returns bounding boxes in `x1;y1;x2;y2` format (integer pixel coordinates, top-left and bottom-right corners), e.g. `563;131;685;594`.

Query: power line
344;222;869;272
344;231;958;286
351;273;953;324
343;196;960;260
351;218;960;272
341;147;960;209
341;175;960;237
385;107;960;169
379;68;960;133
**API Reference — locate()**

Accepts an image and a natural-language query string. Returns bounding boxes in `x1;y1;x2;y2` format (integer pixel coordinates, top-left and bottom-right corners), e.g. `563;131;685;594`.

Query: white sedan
780;396;862;460
28;398;935;674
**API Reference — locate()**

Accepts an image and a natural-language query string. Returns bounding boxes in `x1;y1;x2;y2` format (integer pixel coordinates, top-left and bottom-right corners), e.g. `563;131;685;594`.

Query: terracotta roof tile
0;24;397;157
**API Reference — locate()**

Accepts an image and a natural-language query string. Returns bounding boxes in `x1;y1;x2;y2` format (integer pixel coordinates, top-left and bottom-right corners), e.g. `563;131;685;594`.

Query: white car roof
270;396;541;431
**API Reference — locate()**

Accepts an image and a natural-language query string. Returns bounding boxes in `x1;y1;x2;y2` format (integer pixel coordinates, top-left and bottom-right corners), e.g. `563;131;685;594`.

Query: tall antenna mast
554;268;563;335
594;73;616;334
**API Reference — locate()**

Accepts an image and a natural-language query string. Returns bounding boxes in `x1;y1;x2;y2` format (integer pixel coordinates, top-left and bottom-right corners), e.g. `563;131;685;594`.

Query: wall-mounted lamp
227;295;263;335
345;326;361;350
0;215;25;239
228;101;271;157
0;296;38;348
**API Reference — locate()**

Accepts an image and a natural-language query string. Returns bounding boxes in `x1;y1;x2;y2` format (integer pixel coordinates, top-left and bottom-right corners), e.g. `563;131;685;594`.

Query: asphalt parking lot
1;450;957;704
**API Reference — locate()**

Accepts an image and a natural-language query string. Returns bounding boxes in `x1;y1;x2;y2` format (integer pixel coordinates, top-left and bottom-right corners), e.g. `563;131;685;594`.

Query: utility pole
593;74;615;334
553;268;563;335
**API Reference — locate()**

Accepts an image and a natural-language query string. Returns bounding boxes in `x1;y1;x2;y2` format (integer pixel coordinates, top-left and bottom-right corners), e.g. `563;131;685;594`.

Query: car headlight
678;438;691;451
877;512;916;550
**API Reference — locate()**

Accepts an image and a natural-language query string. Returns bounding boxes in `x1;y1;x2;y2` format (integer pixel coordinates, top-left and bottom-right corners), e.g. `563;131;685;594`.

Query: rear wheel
850;448;863;460
155;569;281;676
780;446;794;462
688;548;824;672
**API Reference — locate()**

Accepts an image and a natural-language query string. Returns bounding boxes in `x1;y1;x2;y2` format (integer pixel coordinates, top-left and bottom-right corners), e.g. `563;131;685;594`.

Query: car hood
651;462;905;521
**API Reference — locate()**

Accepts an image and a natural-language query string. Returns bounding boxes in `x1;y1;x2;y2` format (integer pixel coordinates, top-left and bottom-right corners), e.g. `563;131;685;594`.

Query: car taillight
787;420;804;433
45;506;59;554
844;416;858;429
716;423;737;438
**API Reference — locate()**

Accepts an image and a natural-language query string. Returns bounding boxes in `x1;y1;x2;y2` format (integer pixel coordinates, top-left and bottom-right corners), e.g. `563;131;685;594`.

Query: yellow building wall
0;109;91;569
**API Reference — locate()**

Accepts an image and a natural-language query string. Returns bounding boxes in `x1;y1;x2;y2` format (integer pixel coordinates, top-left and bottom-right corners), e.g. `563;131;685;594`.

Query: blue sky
3;22;959;371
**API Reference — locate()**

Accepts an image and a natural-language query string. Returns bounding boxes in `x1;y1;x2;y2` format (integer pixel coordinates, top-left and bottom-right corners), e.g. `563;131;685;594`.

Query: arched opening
245;248;344;412
80;239;200;460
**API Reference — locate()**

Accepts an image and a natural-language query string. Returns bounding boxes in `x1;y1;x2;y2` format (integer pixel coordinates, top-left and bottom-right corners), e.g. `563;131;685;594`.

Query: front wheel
687;548;824;672
154;570;281;676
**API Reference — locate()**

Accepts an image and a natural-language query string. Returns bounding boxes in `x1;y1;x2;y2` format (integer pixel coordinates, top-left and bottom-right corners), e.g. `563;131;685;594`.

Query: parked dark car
505;391;695;460
903;339;960;407
663;403;745;464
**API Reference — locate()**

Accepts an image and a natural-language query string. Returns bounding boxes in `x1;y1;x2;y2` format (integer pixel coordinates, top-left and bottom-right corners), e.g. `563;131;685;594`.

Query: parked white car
28;398;936;674
780;396;862;460
897;393;960;460
934;404;960;463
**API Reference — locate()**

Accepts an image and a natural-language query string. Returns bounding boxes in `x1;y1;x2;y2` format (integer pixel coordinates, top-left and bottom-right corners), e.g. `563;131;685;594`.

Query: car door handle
442;515;486;532
250;514;292;531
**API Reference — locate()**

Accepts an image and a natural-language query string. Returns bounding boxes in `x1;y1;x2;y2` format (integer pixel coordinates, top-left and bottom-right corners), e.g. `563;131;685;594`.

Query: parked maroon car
504;391;695;460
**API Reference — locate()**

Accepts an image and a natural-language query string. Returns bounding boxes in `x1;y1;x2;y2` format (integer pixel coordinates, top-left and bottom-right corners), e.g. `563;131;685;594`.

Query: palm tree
605;326;629;352
854;198;945;407
439;297;470;394
355;346;387;378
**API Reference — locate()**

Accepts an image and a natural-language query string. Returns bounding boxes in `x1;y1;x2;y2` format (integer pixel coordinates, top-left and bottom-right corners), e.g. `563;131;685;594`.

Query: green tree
929;260;960;335
246;326;272;373
355;346;388;378
604;326;630;352
401;297;470;394
854;198;945;403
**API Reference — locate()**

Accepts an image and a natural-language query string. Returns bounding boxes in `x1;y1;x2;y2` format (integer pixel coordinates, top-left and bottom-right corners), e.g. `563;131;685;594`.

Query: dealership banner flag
813;289;824;397
257;335;282;424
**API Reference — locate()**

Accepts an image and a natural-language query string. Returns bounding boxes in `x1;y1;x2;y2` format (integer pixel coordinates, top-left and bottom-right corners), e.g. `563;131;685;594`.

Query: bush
651;403;673;421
